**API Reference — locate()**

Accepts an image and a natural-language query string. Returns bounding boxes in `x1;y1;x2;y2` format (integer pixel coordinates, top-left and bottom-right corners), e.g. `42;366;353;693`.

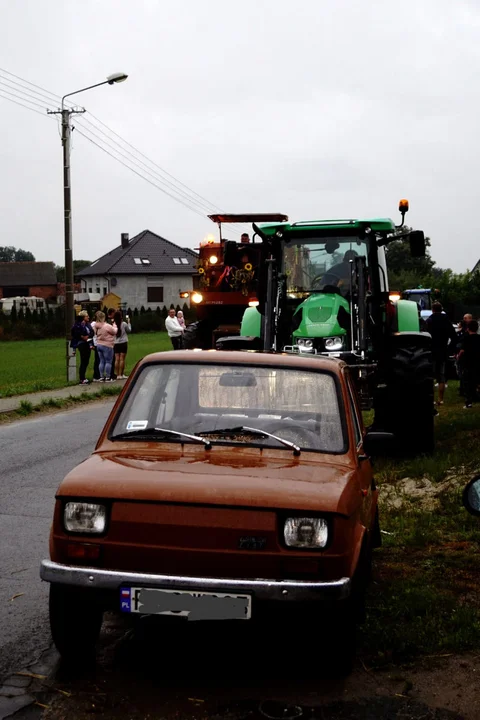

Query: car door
344;368;376;528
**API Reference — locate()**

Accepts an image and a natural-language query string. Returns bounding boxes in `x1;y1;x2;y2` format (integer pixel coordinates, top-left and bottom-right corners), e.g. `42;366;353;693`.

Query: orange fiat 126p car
40;350;386;673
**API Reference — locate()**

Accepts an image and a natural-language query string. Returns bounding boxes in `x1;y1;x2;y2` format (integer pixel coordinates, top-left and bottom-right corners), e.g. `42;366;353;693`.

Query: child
177;311;186;329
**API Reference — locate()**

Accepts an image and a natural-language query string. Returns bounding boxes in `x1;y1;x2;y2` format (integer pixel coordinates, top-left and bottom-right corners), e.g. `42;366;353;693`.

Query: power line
74;127;207;218
73;116;218;213
85;110;226;212
0;68;229;214
0;78;211;216
0;68;243;232
0;82;49;112
0;90;54;118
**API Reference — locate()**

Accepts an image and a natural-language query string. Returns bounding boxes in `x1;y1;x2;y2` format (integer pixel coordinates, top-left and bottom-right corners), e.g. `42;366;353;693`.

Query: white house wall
80;274;192;308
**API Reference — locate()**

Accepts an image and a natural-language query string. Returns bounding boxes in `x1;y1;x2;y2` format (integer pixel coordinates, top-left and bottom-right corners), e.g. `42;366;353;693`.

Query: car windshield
283;236;368;296
110;363;347;454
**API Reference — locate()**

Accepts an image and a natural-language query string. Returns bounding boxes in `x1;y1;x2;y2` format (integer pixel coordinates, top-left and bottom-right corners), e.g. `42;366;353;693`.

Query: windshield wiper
198;425;300;456
110;427;212;449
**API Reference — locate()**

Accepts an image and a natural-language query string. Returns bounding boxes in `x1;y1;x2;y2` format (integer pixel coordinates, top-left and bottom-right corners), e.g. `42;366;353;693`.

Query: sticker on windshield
126;420;148;431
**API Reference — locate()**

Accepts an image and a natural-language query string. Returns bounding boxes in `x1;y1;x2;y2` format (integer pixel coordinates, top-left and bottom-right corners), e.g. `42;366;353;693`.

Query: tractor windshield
283;236;369;296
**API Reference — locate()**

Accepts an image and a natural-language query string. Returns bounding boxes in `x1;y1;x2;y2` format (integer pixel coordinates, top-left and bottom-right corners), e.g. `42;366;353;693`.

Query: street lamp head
106;72;128;85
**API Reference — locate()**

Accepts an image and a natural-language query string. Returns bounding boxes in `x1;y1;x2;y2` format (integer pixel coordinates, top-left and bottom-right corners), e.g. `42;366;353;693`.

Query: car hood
57;445;360;516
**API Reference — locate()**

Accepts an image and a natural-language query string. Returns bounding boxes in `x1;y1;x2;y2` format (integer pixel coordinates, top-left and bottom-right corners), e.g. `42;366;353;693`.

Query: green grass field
0;332;171;398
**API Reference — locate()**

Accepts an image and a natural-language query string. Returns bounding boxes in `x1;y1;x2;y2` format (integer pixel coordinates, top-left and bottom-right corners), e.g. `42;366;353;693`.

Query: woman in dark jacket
71;310;94;384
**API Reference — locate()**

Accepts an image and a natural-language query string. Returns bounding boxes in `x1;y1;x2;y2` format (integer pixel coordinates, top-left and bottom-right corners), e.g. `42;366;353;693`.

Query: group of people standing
71;308;131;384
165;308;186;349
426;303;480;409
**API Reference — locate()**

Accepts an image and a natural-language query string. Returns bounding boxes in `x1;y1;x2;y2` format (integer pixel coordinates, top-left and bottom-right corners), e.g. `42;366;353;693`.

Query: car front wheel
49;584;104;662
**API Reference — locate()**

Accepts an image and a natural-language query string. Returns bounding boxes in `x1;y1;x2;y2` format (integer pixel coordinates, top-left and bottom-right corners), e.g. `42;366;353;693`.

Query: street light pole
48;73;128;383
61;103;84;381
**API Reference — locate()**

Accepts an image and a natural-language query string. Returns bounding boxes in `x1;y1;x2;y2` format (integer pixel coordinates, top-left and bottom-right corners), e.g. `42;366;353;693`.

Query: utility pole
62;106;85;382
48;105;85;382
47;73;128;383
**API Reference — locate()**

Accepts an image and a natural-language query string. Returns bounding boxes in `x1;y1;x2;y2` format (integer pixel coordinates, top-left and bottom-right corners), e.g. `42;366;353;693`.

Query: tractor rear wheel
373;345;434;456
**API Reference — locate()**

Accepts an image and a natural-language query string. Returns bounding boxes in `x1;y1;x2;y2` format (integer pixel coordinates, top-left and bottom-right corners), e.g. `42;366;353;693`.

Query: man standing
426;302;457;405
456;313;473;396
165;308;183;349
457;319;480;408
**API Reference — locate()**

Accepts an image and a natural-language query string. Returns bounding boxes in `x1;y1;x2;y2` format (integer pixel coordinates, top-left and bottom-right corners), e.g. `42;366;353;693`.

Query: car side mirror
462;475;480;516
409;230;426;258
362;431;395;457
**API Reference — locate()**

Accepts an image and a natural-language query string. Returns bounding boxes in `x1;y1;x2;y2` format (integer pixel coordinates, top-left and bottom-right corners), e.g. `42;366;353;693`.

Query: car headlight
324;336;344;351
284;517;328;548
64;502;106;534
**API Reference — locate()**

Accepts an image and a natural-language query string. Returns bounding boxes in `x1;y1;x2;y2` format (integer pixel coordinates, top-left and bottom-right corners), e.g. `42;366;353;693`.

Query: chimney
121;233;129;249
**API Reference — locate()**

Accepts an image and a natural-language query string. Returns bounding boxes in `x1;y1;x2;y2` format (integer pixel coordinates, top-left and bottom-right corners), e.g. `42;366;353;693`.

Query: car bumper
40;560;351;603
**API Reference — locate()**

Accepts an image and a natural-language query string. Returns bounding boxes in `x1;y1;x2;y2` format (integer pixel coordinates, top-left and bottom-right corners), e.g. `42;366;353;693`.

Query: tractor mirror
462;475;480;516
325;239;340;254
362;431;395;456
409;230;426;258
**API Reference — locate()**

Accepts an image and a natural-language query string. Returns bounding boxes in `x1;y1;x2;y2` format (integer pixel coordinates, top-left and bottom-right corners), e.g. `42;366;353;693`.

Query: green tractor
216;201;435;455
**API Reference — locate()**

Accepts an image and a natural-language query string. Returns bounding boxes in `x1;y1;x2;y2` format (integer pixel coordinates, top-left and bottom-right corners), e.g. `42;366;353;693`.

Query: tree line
386;236;480;313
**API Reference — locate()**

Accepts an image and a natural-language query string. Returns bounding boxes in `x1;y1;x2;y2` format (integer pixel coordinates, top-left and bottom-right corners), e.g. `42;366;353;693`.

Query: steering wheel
312;271;342;288
260;423;319;450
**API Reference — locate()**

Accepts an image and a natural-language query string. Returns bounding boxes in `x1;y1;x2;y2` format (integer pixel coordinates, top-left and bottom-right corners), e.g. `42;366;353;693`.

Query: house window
180;258;189;264
96;287;100;294
103;287;107;296
173;258;181;264
88;287;92;293
141;258;151;265
147;286;164;303
134;258;142;265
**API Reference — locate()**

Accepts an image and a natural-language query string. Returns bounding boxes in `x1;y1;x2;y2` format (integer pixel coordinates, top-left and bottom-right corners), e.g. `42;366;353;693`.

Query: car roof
137;349;346;375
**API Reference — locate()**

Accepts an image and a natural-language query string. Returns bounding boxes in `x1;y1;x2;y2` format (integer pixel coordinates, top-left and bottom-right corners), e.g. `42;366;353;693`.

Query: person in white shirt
165;308;184;349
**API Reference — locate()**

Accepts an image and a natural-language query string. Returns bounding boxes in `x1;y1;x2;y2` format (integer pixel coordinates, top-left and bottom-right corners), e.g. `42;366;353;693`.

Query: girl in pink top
94;312;117;381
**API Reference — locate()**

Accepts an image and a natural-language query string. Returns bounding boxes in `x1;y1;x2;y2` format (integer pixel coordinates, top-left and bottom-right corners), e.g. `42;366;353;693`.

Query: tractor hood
293;292;350;339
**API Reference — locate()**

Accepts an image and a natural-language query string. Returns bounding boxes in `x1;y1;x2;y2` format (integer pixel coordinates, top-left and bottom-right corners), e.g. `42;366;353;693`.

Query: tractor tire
373;345;434;456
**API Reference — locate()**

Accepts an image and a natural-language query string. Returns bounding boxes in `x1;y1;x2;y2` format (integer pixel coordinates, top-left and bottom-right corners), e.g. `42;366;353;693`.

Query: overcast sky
0;0;478;272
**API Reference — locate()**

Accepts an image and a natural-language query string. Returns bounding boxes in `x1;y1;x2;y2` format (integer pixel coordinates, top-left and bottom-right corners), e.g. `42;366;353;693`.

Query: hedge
0;303;196;341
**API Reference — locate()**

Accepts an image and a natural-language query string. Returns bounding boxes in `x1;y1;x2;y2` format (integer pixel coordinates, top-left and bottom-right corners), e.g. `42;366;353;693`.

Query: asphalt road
0;401;115;683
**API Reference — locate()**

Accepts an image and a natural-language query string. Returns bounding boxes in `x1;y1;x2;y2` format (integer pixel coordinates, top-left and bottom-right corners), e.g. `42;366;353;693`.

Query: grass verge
0;385;122;424
0;332;171;398
359;380;480;667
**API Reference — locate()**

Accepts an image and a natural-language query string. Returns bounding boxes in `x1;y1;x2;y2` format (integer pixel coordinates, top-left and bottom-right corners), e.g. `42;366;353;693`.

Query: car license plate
120;587;252;621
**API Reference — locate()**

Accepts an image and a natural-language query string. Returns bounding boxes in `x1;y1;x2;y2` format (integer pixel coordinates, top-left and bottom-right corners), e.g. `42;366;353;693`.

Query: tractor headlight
64;503;107;534
297;338;314;350
284;517;328;549
191;293;203;304
324;337;344;351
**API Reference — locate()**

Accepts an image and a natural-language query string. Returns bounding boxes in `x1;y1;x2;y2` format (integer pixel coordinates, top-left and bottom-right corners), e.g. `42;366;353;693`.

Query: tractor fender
395;298;421;332
240;306;262;338
389;331;432;350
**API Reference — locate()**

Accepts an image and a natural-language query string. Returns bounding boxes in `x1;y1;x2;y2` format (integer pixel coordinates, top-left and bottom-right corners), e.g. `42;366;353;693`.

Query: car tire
323;598;358;677
49;584;103;662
